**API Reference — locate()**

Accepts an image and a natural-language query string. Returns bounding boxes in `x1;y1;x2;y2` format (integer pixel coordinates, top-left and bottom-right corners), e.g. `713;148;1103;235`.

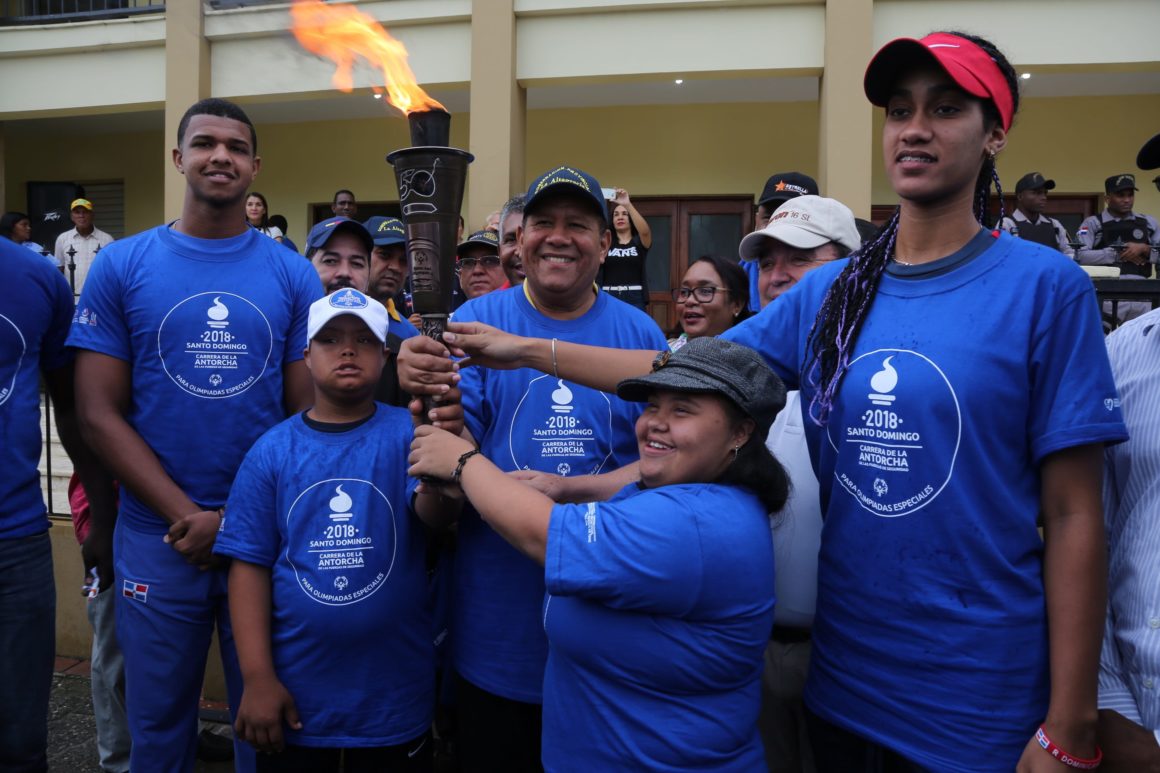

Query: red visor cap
864;33;1014;132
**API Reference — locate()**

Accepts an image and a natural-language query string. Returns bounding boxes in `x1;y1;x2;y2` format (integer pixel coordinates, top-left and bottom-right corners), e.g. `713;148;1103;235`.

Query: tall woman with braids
396;31;1127;772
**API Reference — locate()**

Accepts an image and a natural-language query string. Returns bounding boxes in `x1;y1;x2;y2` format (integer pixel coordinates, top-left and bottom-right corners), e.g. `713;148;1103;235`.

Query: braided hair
804;31;1020;426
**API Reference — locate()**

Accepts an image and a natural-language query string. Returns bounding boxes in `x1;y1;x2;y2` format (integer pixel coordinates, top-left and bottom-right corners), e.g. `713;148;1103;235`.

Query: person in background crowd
735;193;859;773
54;197;114;293
1096;130;1160;773
219;290;457;772
743;172;819;311
999;172;1073;256
68;97;322;772
741;195;860;310
498;195;526;287
408;336;788;771
68;476;130;773
398;165;667;771
306;217;372;295
245;192;284;243
331;189;358;219
363;215;419;408
268;215;298;254
457;230;506;301
0;211;56;267
1077;174;1160;323
0;236;116;773
484;210;501;232
598;187;652;310
414;31;1126;773
667;255;749;351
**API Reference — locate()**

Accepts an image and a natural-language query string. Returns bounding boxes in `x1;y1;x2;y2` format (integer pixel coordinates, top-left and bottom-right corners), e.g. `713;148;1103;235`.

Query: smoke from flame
290;0;445;115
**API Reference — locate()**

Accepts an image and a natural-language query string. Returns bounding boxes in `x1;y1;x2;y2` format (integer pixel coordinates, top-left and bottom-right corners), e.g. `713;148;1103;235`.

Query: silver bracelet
551;337;559;380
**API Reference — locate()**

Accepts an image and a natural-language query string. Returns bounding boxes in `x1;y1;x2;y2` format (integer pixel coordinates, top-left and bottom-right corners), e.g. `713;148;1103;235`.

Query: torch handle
419;313;450;420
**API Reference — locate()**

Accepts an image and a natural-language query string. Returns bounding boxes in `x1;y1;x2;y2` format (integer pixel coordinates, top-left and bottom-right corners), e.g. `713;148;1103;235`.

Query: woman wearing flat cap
409;336;789;771
400;29;1128;773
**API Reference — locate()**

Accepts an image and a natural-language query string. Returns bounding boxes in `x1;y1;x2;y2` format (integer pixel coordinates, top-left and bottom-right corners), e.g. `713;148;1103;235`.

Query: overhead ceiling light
1020;73;1031;80
674;79;684;85
373;93;383;99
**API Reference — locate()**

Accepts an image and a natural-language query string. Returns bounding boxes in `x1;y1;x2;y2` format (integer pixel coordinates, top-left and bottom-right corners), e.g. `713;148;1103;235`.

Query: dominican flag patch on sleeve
122;580;149;603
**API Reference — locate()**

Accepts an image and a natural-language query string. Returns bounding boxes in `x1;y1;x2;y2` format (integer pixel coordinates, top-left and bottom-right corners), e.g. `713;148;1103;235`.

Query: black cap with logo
757;172;819;208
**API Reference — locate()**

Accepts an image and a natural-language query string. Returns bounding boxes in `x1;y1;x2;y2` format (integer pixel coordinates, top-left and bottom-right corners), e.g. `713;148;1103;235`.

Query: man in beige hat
739;194;861;309
53;197;114;293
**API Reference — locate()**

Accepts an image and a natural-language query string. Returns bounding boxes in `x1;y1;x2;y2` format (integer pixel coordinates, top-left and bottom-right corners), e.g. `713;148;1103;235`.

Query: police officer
1077;174;1159;277
1000;172;1073;256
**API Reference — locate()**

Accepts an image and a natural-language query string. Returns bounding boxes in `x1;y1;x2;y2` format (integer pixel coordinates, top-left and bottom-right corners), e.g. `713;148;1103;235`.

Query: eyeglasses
457;255;502;271
671;286;729;303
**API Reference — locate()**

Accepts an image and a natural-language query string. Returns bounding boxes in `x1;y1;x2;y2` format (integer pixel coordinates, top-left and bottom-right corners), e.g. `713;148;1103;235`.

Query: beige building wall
3;129;164;235
8;92;1158;247
870;94;1160;216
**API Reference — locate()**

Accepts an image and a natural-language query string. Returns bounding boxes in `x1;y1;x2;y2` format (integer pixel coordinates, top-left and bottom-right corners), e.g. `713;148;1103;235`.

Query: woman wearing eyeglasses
668;255;750;351
457;229;507;301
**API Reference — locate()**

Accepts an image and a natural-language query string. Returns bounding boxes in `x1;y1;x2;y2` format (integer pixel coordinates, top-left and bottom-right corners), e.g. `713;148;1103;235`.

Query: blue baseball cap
363;216;406;247
525;165;608;223
306;217;374;255
457;229;499;258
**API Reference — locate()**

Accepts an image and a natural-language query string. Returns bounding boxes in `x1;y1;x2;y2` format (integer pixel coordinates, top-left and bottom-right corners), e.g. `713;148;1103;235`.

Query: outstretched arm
397;322;658;398
410;426;553;564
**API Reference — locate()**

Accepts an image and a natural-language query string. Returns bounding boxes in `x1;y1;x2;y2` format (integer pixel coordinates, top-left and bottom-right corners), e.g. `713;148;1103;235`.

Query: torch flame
290;0;445;115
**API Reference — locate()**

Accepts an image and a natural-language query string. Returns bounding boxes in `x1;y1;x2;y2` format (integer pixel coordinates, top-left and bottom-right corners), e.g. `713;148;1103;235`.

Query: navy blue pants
115;520;255;773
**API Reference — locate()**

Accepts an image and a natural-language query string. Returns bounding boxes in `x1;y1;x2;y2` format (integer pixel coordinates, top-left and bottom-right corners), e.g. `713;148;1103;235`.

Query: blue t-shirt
742;258;762;312
543;483;773;771
0;239;75;539
723;231;1129;771
453;286;667;703
214;406;431;747
390;313;419;343
66;225;323;533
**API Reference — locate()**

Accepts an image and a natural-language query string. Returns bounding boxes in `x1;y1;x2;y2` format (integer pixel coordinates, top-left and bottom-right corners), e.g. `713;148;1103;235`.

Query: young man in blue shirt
68;98;322;772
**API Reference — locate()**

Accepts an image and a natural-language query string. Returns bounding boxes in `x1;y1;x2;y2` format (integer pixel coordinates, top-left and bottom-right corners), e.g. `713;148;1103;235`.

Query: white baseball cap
307;289;389;344
739;195;861;260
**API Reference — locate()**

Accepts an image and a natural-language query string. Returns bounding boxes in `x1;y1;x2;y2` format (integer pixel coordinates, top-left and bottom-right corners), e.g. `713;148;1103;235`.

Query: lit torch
291;0;473;347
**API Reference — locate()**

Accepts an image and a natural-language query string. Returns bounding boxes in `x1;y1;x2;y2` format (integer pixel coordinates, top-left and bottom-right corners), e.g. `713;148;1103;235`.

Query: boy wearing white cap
215;289;458;771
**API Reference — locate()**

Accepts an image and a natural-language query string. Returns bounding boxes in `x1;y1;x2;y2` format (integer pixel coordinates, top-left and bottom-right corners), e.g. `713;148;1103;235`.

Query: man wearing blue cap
399;165;666;769
362;216;419;408
306;217;373;295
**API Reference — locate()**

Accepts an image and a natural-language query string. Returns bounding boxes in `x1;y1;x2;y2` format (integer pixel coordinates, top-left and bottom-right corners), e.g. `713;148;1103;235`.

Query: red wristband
1035;725;1102;770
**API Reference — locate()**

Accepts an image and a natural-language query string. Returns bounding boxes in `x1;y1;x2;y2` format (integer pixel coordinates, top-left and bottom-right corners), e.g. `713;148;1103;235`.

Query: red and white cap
863;32;1014;131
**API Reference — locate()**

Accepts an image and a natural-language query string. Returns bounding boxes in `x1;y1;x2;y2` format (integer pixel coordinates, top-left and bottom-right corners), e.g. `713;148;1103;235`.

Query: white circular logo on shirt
286;479;398;606
0;314;27;407
826;349;961;518
508;374;615;475
157;292;274;399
